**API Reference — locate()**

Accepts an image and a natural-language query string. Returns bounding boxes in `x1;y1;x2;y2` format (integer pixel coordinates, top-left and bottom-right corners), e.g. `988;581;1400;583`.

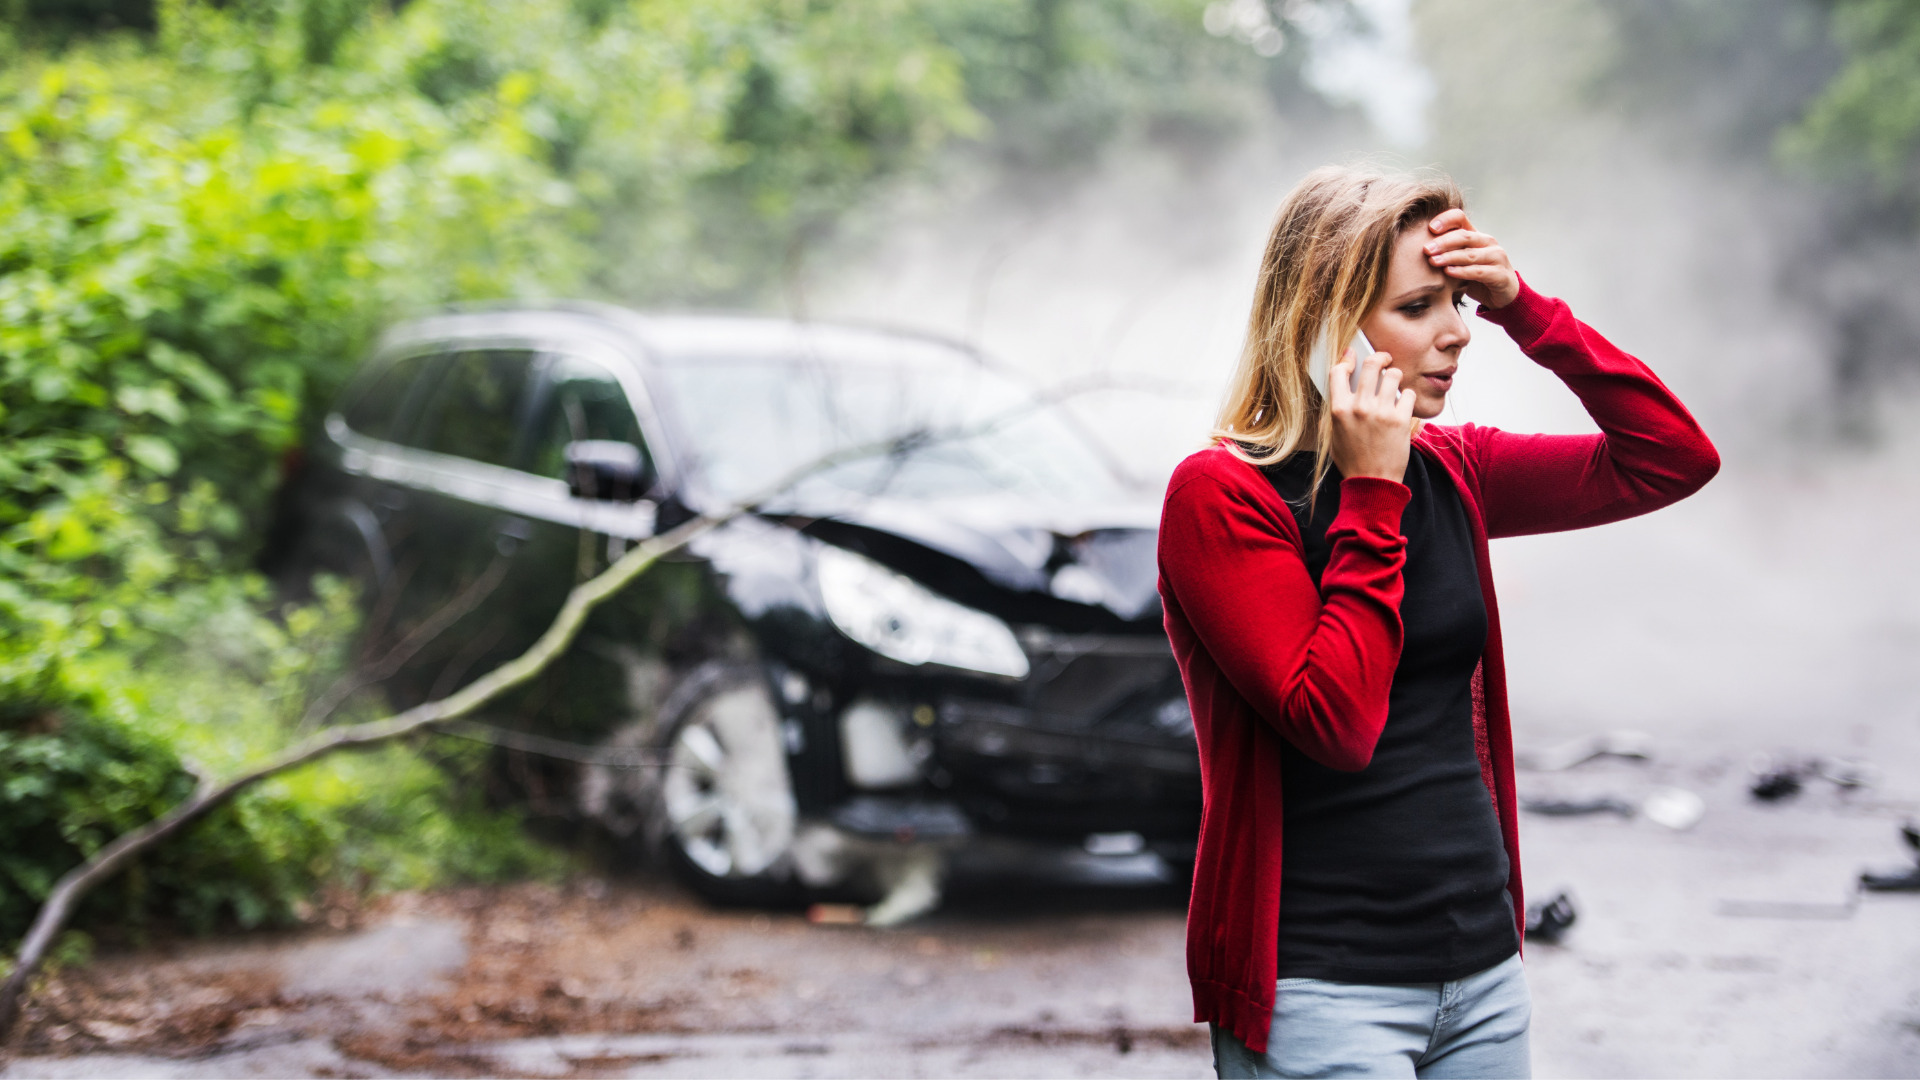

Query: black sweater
1261;450;1517;984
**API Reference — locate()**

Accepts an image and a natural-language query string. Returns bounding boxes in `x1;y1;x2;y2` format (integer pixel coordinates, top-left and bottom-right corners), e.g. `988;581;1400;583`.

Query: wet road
7;753;1920;1080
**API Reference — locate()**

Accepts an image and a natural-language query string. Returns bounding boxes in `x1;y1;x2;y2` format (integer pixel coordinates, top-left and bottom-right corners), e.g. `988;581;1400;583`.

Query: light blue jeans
1210;953;1531;1078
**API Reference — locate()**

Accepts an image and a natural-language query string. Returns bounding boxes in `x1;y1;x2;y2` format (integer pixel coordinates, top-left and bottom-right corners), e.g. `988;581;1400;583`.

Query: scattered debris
1641;787;1707;831
1521;796;1637;818
1859;821;1920;893
1819;759;1877;790
1520;787;1705;830
1525;891;1578;944
864;846;945;928
1749;768;1804;802
806;904;866;925
1517;731;1655;772
1747;754;1875;803
1858;867;1920;892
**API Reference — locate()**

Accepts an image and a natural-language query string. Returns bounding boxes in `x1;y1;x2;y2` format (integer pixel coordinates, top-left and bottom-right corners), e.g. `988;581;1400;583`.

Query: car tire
651;662;803;906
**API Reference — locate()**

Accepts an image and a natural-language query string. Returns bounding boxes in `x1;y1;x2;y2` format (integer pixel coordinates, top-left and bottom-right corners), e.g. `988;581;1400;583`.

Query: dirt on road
4;869;1205;1078
8;741;1920;1078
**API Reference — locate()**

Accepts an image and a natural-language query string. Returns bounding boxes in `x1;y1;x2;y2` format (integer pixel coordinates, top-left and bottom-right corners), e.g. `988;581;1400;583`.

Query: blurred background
4;1;1920;1076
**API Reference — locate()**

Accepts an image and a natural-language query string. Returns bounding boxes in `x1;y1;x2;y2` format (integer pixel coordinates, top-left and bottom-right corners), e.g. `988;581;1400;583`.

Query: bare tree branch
432;718;658;769
296;553;513;734
0;371;1159;1042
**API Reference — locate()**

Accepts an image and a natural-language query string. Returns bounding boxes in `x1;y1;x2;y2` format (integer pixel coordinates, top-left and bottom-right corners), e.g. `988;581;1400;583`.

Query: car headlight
816;545;1030;679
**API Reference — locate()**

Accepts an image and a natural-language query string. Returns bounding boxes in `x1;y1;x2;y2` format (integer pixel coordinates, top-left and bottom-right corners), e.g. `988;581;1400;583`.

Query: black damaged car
265;304;1199;904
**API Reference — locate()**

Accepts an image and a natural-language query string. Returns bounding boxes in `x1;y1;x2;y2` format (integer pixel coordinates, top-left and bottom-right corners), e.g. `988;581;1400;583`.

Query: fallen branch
296;552;513;734
0;364;1148;1040
0;506;717;1041
0;425;913;1041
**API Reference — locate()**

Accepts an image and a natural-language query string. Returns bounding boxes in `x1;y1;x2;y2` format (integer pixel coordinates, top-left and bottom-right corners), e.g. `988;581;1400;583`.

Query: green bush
0;0;982;949
0;576;564;947
0;0;1283;950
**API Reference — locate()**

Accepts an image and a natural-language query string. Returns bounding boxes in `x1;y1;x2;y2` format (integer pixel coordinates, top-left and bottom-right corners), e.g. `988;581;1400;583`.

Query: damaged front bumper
815;629;1201;856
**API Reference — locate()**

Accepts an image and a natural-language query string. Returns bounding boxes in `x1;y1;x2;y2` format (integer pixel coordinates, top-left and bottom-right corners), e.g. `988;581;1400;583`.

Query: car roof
385;301;987;371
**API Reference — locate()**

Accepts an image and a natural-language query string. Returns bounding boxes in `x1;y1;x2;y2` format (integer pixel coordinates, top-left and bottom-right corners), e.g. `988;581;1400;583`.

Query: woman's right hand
1328;347;1416;484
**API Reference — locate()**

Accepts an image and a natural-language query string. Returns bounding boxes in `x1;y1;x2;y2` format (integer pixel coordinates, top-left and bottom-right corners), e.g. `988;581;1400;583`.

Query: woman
1157;166;1718;1078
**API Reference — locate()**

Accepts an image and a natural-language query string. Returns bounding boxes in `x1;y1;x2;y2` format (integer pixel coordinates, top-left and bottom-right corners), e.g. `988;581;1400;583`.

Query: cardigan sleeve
1158;460;1410;772
1466;278;1721;538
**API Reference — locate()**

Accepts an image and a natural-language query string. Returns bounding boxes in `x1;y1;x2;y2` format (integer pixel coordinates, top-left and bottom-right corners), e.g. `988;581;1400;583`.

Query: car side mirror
564;440;652;502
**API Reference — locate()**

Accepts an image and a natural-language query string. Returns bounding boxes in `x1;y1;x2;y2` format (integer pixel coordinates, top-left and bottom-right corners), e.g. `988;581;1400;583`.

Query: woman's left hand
1424;209;1519;309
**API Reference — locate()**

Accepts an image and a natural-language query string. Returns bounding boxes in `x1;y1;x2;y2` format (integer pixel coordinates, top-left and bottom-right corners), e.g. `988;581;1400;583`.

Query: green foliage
1;576;563;948
1779;0;1920;190
926;0;1270;167
0;0;1281;948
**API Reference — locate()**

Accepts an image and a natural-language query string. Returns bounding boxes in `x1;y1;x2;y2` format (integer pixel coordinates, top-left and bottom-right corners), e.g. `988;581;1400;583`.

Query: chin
1414;397;1446;420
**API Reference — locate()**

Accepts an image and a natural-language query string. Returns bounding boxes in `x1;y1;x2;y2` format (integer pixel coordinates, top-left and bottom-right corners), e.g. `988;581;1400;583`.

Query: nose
1437;302;1471;352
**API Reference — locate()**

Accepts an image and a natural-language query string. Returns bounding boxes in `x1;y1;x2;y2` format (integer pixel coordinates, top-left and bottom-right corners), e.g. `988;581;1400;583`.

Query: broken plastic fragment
1525;891;1577;944
1749;769;1803;802
807;903;865;925
1746;755;1870;802
1818;758;1875;790
1857;820;1920;892
1521;796;1636;818
1641;787;1706;831
1859;867;1920;892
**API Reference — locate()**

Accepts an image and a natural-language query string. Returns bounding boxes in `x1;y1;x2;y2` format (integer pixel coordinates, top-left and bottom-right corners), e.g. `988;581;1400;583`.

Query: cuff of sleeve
1475;273;1557;348
1336;476;1411;523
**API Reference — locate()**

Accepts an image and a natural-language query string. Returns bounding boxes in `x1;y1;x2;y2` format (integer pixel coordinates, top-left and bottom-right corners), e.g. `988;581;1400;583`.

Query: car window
525;353;651;482
407;349;536;468
339;352;440;441
656;347;1127;505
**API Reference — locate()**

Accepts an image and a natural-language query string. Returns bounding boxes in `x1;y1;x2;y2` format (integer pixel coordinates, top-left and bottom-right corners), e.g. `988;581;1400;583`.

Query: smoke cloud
803;0;1920;774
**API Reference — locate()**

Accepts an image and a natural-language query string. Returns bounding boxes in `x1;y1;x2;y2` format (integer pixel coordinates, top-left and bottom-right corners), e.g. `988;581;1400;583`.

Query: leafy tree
0;0;1308;948
1779;0;1920;193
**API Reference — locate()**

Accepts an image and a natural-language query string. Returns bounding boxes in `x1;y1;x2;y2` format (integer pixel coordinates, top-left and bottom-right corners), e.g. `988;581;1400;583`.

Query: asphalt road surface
6;742;1920;1080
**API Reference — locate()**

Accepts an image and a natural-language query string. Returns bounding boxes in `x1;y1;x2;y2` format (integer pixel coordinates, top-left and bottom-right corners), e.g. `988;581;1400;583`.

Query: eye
1398;301;1429;317
1452;293;1469;308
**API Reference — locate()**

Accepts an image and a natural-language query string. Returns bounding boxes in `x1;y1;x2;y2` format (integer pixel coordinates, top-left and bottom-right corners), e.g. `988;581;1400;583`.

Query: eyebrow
1387;282;1446;305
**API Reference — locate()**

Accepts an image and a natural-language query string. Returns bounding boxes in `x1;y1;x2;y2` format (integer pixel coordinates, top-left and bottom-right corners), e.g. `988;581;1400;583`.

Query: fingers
1329;350;1358;408
1357;349;1391;401
1427;237;1504;264
1374;365;1405;410
1442;263;1509;284
1393;386;1417;421
1423;228;1490;255
1428;208;1473;235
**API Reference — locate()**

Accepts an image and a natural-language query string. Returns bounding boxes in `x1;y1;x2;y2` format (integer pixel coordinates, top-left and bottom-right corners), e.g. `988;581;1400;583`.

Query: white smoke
804;0;1920;774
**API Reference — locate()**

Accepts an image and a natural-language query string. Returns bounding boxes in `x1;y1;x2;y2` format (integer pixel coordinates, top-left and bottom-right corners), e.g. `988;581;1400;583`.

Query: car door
506;346;670;742
376;346;547;704
309;348;448;597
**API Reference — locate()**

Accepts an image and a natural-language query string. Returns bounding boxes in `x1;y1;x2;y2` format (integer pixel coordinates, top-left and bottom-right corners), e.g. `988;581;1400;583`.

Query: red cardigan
1156;279;1719;1052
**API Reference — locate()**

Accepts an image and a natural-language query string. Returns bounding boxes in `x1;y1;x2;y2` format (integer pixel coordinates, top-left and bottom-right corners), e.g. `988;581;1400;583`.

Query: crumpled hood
778;492;1163;621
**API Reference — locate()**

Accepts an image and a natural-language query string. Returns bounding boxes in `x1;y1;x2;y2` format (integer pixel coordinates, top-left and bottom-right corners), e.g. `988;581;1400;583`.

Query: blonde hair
1213;165;1464;500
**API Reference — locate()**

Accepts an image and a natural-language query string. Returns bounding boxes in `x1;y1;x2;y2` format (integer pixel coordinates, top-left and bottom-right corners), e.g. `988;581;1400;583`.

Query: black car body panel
265;305;1199;866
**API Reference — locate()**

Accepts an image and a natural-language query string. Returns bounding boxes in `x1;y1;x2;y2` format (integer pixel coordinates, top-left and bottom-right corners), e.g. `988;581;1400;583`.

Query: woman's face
1358;222;1473;420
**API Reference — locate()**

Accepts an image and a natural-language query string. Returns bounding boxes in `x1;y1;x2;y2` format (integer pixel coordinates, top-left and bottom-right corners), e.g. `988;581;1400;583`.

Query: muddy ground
6;744;1920;1079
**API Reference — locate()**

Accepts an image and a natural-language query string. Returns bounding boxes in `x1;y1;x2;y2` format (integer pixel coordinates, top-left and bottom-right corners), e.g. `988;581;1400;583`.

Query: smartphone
1307;329;1374;398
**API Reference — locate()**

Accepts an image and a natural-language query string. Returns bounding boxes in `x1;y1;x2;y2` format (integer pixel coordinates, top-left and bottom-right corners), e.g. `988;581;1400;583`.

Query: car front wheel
655;664;800;904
